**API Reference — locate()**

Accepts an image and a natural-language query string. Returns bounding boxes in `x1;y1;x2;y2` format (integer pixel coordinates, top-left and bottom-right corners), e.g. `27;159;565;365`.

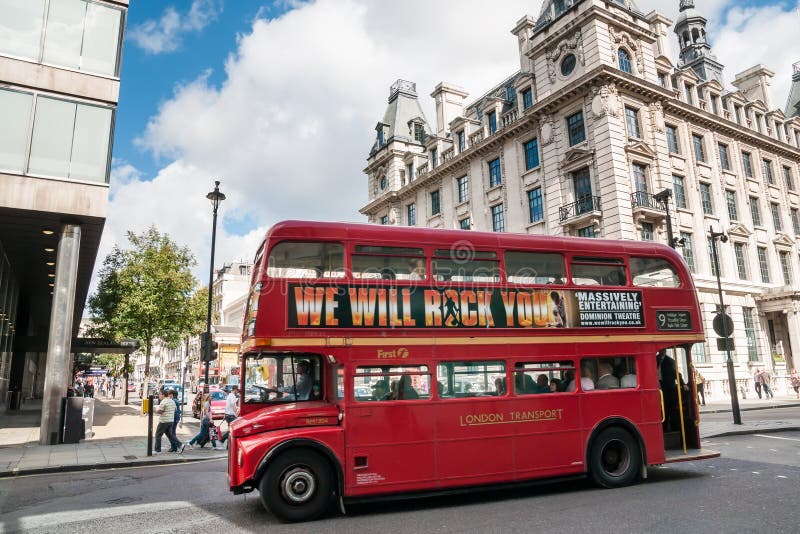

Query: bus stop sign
712;313;734;337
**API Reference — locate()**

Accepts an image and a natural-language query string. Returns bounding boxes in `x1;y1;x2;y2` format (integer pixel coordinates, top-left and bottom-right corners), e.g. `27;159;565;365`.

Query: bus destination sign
655;310;692;331
287;285;644;329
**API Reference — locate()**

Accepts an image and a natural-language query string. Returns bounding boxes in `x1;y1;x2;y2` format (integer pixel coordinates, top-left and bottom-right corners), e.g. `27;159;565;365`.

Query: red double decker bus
228;221;718;521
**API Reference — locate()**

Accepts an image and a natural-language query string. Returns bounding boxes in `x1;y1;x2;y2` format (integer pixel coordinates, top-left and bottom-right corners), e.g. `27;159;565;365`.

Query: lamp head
206;180;226;209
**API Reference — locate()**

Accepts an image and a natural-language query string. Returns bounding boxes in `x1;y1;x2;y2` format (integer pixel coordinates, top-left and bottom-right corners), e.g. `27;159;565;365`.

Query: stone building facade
362;0;800;398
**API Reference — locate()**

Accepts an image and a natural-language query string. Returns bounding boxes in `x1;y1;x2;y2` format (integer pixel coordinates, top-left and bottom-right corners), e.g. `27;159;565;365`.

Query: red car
192;388;227;419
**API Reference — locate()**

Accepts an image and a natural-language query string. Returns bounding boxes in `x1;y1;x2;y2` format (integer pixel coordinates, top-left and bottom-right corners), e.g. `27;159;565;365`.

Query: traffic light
204;339;219;362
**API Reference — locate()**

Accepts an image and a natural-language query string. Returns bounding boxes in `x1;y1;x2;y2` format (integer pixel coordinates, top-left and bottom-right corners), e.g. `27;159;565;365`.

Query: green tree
88;226;201;384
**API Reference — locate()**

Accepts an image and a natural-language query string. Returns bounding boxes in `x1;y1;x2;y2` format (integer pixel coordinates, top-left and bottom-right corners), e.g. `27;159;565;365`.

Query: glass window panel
515;361;576;394
630;257;679;287
42;0;87;71
81;2;122;76
570;263;627;286
352;255;425;281
432;258;500;283
70;104;111;181
0;89;33;173
505;251;565;284
0;0;46;60
437;361;504;397
356;365;430;401
266;242;344;278
29;97;76;178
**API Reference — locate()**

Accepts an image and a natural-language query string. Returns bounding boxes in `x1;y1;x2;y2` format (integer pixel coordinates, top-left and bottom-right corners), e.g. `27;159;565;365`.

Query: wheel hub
281;467;316;504
601;439;630;477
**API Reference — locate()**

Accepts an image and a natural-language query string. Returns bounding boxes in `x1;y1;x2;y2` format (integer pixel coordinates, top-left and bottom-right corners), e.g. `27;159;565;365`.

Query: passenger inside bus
596;362;620;389
566;363;595;391
494;377;506;395
371;380;389;400
396;375;419;399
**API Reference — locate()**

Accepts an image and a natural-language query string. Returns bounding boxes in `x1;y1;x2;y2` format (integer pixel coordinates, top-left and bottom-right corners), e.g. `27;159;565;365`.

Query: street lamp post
204;181;225;394
653;189;684;249
709;226;742;425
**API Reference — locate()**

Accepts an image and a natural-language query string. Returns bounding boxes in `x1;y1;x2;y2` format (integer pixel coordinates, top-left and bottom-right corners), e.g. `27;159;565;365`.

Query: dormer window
488;111;497;134
377;128;384;147
554;0;566;16
413;123;425;143
457;130;466;152
522;87;533;109
618;49;632;74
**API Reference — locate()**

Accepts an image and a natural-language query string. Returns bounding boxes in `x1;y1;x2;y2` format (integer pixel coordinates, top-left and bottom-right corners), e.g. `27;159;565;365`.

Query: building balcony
559;195;602;223
501;108;518;128
442;147;455;163
630;191;668;220
469;130;484;146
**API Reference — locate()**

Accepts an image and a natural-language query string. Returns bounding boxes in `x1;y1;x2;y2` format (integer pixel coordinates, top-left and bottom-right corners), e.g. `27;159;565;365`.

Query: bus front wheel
589;427;641;488
259;450;334;522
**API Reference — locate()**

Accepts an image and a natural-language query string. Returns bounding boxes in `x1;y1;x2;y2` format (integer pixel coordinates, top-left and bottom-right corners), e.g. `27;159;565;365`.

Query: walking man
154;390;181;453
221;385;239;446
753;368;762;399
692;365;706;406
760;368;774;399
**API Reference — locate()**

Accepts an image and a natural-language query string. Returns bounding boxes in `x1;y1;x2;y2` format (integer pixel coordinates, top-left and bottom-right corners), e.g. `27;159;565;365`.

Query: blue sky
116;1;282;183
102;0;800;288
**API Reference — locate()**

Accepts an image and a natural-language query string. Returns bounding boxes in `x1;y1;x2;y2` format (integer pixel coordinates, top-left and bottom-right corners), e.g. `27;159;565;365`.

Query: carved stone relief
649;101;665;133
546;29;585;82
608;26;644;75
590;84;620;118
540;115;556;145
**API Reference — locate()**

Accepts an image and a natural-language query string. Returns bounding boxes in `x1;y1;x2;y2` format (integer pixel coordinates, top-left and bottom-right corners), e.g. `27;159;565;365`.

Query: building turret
786;61;800;118
674;0;724;83
369;80;431;157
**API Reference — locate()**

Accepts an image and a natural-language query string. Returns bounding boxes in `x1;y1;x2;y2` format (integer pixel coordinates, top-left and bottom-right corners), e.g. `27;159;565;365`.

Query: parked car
127;382;136;392
192;388;226;419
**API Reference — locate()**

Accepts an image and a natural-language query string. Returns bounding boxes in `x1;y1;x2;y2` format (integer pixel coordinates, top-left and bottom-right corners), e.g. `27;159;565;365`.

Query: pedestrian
657;350;678;432
221;385;239;446
760;369;774;399
169;390;183;452
185;393;220;450
153;389;181;453
693;365;706;406
753;368;762;399
791;369;800;400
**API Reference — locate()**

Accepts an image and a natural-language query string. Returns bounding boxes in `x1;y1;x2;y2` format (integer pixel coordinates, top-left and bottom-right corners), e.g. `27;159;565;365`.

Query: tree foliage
88;226;202;379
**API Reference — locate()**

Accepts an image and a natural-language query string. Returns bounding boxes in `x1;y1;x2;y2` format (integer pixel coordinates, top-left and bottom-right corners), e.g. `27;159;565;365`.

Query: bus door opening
659;345;710;459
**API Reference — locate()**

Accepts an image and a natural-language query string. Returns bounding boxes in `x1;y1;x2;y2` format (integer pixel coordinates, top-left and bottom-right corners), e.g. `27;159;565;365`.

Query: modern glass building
0;0;127;443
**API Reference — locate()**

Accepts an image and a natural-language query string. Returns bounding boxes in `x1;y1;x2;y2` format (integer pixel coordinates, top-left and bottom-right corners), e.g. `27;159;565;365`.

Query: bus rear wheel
259;450;334;522
589;427;641;488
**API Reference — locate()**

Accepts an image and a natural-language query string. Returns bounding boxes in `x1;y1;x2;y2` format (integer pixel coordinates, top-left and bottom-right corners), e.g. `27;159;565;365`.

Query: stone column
39;224;81;445
785;303;800;373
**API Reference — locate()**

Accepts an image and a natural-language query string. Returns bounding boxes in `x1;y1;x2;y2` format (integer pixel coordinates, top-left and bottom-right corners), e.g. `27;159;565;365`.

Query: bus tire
259;449;334;522
589;427;641;488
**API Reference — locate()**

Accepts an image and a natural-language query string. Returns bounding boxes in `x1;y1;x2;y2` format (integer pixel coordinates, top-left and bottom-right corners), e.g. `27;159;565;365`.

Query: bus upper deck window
505;251;566;284
433;249;500;282
570;257;626;286
266;242;345;279
630;257;680;288
351;245;425;280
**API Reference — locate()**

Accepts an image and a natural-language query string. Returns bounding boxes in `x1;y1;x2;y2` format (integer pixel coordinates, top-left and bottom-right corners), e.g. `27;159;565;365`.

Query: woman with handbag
184;393;221;450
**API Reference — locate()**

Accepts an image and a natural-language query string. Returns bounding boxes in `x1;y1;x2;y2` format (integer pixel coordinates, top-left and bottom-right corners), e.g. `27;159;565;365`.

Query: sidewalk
697;393;800;438
0;395;227;477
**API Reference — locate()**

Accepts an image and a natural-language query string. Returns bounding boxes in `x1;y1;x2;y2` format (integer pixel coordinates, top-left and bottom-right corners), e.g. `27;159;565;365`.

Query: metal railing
559;195;601;222
631;191;667;212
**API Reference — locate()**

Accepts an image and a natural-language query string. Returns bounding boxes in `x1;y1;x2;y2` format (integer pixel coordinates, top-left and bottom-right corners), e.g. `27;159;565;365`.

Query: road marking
754;434;800;442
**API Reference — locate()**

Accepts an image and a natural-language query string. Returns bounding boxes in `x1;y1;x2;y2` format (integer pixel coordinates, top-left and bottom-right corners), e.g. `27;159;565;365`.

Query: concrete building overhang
1;206;104;341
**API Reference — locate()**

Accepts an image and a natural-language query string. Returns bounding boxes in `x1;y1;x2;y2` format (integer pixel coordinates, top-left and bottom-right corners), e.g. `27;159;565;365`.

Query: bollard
147;394;154;456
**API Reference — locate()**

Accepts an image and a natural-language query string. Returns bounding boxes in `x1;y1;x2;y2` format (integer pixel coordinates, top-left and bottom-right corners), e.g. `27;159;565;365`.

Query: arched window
618;48;632;74
692;28;700;43
682;31;690;47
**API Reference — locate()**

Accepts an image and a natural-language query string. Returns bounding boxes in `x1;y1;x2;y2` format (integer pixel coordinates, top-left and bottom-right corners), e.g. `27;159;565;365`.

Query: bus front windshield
244;353;321;404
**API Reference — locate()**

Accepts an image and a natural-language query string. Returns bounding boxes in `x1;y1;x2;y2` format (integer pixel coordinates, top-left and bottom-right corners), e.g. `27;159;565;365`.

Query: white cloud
128;0;223;54
107;0;800;289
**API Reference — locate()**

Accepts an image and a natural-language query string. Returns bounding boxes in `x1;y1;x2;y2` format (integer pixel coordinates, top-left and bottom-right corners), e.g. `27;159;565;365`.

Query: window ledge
485;184;503;195
526;220;545;231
